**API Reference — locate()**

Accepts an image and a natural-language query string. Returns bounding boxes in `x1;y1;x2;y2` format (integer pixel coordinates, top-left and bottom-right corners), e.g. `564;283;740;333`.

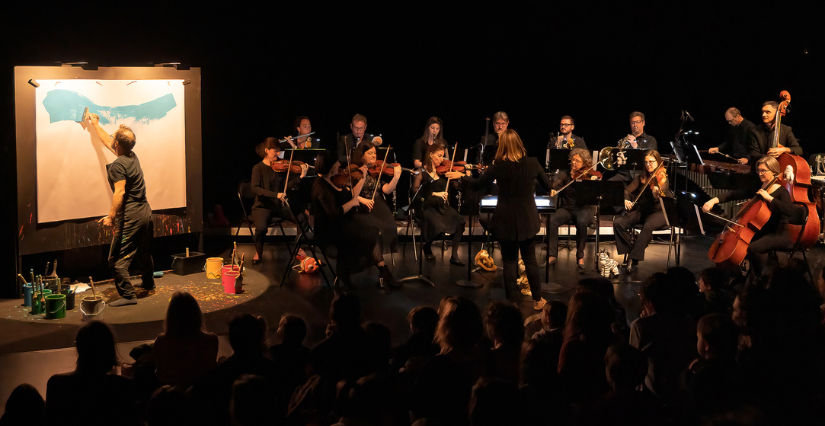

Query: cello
772;91;820;248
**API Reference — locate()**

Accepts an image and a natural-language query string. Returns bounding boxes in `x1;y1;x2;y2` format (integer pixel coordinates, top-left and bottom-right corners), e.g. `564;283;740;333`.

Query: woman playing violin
613;150;672;272
446;129;553;311
352;143;402;282
702;156;796;278
251;137;308;264
412;143;466;266
311;152;399;288
548;148;602;270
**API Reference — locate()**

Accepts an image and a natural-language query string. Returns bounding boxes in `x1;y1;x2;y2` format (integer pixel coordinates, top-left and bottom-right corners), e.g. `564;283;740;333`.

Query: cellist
703;156;797;278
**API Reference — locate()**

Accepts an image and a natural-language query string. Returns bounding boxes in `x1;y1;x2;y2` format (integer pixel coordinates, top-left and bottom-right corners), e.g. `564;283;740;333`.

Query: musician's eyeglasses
560;123;573;127
757;169;770;175
630;120;643;125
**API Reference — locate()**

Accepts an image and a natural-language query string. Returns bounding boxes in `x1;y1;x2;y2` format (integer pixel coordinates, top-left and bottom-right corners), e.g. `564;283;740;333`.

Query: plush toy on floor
517;259;531;296
294;249;319;274
474;250;497;272
597;249;619;278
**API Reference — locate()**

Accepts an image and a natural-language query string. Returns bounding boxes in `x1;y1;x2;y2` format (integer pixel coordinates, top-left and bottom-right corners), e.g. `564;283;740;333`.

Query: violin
570;167;602;181
368;160;415;177
271;159;311;174
435;160;485;175
330;164;363;188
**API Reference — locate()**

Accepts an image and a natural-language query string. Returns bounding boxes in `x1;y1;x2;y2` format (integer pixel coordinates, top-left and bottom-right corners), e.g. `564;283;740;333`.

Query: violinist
613;150;672;272
412;116;448;170
281;116;314;150
311;152;398;288
447;129;553;311
352;143;402;272
702;156;796;278
747;101;802;162
547;148;601;270
412;143;466;266
708;108;754;164
251;138;308;264
553;116;587;150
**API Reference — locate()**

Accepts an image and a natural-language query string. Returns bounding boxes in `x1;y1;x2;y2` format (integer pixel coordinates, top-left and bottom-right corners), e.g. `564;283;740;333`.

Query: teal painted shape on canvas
42;90;177;125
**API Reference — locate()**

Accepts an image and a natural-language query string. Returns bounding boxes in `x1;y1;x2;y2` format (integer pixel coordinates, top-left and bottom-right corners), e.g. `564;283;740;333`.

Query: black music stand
397;182;435;287
456;196;491;289
620;148;648;174
547;149;571;172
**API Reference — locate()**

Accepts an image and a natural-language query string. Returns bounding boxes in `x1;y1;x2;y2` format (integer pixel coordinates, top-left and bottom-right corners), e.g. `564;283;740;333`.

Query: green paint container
46;294;67;319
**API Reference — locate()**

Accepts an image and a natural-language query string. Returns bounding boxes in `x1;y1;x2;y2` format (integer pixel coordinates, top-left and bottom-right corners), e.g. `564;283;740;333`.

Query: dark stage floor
2;231;823;416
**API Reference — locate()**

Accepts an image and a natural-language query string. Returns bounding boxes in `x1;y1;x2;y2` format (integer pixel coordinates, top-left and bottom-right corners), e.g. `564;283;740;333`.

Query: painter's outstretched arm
87;113;116;155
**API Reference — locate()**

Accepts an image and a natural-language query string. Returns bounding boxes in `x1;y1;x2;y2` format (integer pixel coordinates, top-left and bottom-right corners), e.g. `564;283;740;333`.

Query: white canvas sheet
35;79;186;223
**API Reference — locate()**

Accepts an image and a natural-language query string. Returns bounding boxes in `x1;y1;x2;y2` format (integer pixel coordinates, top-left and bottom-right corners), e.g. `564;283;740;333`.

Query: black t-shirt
107;152;149;218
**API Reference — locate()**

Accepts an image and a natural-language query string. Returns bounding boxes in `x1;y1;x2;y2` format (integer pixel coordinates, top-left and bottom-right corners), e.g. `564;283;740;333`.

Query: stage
1;230;823;416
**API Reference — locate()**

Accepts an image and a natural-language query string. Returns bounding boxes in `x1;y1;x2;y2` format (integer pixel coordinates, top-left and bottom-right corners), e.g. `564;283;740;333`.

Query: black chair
280;176;335;288
619;197;682;268
771;202;814;281
237;179;291;255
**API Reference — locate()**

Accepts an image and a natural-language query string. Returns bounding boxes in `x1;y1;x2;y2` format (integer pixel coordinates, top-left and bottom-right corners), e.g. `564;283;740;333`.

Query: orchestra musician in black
337;113;382;165
613;150;672;272
412;143;466;266
547;148;602;270
447;129;552;311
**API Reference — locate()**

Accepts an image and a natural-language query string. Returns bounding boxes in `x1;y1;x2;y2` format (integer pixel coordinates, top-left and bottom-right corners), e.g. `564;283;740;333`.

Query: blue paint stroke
42;90;177;125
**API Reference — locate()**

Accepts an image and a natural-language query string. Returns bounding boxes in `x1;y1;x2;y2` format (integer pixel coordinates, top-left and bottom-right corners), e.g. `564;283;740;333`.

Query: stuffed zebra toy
597;249;619;278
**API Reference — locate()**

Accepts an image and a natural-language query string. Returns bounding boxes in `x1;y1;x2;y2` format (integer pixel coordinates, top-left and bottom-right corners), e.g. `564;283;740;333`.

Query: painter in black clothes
87;113;153;307
251;137;308;264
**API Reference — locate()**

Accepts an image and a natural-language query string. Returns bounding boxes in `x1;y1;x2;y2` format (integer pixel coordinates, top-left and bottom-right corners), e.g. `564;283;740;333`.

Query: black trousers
499;238;541;302
109;205;154;299
251;204;295;257
613;208;668;262
747;226;793;277
547;206;595;259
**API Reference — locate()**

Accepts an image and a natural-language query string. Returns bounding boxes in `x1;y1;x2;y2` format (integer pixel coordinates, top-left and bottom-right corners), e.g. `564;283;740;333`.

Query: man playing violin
251;138;308;264
613;150;672;272
547;148;600;270
702;156;796;278
747;101;802;163
553;116;587;150
708;107;754;164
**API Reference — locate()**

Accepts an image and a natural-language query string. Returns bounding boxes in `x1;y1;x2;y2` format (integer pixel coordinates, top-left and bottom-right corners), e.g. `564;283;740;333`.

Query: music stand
659;196;682;267
621;148;648;173
547;149;571;172
397;181;435;287
578;180;624;269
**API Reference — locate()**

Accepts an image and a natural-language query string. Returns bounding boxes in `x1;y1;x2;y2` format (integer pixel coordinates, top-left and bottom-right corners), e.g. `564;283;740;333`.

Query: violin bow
281;148;295;209
443;143;459;204
555;163;599;195
371;146;392;201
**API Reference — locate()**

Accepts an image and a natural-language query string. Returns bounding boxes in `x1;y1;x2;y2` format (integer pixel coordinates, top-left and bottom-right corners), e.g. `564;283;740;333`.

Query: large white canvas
35;80;186;223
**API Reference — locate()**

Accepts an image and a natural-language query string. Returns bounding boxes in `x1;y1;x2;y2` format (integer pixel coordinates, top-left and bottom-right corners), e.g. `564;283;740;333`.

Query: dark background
1;2;822;287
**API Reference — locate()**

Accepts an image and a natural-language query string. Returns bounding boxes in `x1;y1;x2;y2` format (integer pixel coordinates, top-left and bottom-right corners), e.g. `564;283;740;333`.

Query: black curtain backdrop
1;2;822;285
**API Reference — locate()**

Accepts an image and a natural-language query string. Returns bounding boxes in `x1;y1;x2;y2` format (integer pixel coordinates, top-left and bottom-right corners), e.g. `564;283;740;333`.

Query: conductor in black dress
448;129;552;311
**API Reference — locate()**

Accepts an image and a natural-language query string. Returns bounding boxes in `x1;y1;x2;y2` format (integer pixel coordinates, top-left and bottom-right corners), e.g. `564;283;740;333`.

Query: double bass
772;91;820;248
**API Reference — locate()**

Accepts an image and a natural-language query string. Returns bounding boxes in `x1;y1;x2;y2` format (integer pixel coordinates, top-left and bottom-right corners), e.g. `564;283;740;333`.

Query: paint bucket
30;290;53;315
23;283;33;307
221;264;240;277
62;290;76;311
223;271;241;294
80;296;105;316
46;294;67;319
205;257;224;279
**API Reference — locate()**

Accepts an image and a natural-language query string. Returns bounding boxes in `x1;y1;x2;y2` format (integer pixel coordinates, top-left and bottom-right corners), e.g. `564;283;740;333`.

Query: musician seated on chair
613;150;672;272
547;148;601;270
747;101;802;163
281;116;314;150
553;115;587;150
703;156;797;278
708;107;754;164
607;111;658;184
412;116;449;170
481;111;510;147
251;138;308;264
337;113;382;165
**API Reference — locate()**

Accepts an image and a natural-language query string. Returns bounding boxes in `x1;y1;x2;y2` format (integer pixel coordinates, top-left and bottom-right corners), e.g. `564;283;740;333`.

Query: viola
330;164;363;188
271;159;309;174
368;160;414;177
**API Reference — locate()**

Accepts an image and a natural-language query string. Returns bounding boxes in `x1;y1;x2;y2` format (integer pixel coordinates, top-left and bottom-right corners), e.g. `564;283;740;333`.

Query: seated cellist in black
547;147;601;270
702;156;797;278
412;143;466;266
